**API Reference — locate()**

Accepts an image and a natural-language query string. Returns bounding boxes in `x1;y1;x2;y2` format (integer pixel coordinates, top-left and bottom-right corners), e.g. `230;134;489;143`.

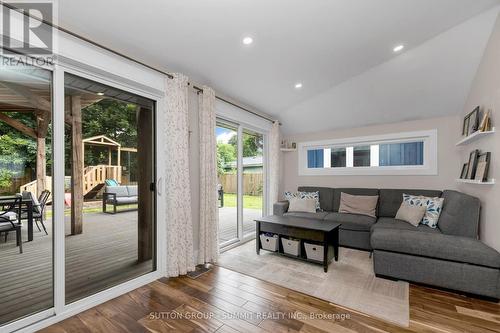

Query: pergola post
137;107;153;262
71;95;83;235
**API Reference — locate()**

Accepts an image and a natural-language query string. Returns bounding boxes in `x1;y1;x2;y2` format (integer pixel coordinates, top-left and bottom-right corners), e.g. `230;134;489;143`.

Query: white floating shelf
456;128;495;146
280;148;297;152
456;179;495;185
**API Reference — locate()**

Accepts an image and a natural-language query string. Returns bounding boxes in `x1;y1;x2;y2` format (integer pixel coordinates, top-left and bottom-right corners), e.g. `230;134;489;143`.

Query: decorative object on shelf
474;152;491;182
466;149;480;179
462;106;480;136
280;140;297;152
459;163;469;179
479;109;492;132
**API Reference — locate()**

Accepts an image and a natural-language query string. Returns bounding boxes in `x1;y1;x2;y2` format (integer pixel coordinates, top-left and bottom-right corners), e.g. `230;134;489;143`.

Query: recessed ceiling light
294;83;303;89
97;92;104;96
242;36;253;45
393;44;404;53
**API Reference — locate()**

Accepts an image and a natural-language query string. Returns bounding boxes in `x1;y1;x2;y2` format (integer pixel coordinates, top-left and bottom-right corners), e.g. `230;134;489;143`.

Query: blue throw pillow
105;179;119;186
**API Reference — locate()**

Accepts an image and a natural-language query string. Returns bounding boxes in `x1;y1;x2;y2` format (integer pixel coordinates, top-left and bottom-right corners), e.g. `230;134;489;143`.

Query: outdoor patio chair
21;190;51;235
0;196;23;254
218;184;224;208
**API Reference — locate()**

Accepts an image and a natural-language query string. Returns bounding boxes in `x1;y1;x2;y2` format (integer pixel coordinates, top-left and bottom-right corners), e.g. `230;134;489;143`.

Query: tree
0;134;36;191
228;133;263;157
216;142;236;175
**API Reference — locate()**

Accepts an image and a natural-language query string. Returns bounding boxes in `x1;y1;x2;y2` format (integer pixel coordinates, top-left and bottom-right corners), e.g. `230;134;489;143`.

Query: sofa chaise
274;186;500;299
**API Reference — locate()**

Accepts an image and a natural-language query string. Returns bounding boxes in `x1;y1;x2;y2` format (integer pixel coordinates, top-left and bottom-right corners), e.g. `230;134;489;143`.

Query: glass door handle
157;177;163;196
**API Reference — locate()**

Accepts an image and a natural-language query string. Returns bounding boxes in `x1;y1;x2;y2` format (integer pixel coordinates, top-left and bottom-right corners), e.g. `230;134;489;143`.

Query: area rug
218;240;409;327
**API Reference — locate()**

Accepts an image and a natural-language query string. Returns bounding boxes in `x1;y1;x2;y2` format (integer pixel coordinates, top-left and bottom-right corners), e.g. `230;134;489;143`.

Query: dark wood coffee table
255;215;341;272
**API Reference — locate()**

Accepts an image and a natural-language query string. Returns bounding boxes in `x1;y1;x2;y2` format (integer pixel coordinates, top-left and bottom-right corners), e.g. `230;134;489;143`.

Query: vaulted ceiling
58;0;500;133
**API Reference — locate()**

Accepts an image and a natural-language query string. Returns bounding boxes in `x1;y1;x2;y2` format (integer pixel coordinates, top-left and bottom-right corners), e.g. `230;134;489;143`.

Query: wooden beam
0;82;51;113
0;112;37;139
71;95;83;235
137;107;153;262
36;110;51;138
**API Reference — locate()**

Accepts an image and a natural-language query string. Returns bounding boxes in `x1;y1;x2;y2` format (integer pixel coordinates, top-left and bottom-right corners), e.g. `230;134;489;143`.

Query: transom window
299;130;437;176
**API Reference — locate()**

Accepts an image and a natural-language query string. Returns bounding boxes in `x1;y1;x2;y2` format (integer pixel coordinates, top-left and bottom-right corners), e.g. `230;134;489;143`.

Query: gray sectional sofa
274;186;500;299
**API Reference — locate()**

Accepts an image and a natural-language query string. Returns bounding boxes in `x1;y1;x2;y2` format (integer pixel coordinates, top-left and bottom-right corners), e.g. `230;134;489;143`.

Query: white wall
280;115;461;205
459;11;500;252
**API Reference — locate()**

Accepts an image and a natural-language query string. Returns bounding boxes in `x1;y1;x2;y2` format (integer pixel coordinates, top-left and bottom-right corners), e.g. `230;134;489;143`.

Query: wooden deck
219;207;261;244
0;210;153;326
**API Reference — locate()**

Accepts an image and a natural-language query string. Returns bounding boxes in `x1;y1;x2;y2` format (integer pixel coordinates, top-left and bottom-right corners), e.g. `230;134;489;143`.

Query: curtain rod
2;3;279;125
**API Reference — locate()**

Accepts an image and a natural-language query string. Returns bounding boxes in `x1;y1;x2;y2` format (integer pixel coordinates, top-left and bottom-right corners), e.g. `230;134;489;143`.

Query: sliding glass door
0;65;161;331
64;73;156;303
242;130;264;238
216;121;239;246
0;59;53;325
216;118;266;248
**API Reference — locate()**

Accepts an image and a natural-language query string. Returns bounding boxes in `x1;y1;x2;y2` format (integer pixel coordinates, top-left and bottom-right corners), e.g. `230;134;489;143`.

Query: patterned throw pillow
402;194;444;228
284;191;321;211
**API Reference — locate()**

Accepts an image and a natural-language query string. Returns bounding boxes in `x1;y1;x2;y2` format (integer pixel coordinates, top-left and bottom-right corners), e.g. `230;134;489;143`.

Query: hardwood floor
40;266;500;333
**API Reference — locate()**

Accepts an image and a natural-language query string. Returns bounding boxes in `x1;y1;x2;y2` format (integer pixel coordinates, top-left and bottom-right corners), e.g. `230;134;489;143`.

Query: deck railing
19;165;122;199
83;165;122;195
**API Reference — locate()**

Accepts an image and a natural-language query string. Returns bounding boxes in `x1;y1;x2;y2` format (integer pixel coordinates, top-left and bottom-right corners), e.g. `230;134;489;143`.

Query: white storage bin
260;234;279;252
305;242;324;261
281;238;301;256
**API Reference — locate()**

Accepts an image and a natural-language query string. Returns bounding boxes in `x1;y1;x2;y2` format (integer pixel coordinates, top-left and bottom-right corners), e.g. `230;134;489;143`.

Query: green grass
222;193;263;209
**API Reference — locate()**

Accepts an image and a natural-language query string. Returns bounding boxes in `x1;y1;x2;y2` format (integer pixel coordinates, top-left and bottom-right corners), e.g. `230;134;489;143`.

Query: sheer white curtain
268;121;281;212
198;86;219;264
164;73;195;276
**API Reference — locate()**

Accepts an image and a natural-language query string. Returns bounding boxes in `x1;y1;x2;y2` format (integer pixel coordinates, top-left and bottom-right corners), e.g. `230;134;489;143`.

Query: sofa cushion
438;190;480;238
371;227;500;268
113;196;138;205
288;198;316;213
371;217;441;234
106;186;129;197
333;188;379;213
402;193;444;228
298;186;334;211
395;203;427;227
285;191;320;211
324;212;376;231
283;211;329;220
127;185;138;197
339;192;378;217
273;201;289;216
378;189;442;217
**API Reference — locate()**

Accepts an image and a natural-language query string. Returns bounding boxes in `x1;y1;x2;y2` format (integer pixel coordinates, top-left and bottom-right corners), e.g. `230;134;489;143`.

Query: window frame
298;129;438;176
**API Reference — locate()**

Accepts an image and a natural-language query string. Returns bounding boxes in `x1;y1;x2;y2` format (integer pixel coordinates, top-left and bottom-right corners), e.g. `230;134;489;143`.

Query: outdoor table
0;195;34;241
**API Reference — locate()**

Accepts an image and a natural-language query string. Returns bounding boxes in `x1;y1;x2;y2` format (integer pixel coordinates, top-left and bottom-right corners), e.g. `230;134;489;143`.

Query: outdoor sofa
103;185;138;214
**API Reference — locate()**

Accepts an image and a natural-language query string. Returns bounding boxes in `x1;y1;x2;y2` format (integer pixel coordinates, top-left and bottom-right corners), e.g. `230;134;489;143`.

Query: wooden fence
219;173;263;195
